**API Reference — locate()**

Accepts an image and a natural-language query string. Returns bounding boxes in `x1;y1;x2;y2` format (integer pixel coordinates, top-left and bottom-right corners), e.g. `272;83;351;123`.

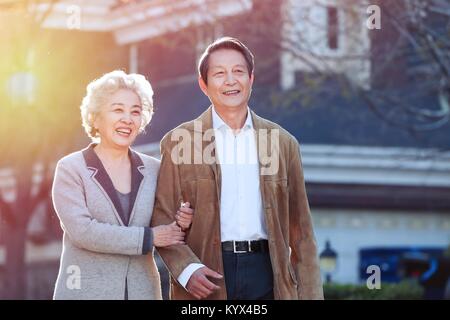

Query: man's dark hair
198;36;254;84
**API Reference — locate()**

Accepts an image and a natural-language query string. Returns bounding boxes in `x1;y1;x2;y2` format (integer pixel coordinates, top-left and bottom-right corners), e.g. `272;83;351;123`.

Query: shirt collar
211;106;253;131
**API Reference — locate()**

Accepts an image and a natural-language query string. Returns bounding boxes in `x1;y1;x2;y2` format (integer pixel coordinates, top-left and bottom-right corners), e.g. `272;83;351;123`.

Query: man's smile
222;89;241;96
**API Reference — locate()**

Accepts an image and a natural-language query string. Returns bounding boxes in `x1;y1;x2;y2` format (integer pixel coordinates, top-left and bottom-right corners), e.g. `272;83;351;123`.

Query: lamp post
319;240;338;284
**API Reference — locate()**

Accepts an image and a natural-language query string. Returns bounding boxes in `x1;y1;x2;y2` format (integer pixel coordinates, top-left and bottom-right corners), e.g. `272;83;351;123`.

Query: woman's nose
121;113;133;123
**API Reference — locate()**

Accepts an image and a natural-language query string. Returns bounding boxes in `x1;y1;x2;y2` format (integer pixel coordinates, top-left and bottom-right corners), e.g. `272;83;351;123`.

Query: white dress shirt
177;106;268;288
213;106;268;241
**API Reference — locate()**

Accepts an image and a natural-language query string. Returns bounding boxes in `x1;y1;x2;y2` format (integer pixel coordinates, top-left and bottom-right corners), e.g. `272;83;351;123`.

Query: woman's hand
176;202;194;230
152;221;185;247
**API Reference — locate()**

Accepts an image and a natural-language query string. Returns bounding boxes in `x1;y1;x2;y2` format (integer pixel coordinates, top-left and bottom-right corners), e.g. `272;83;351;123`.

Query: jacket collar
211;106;253;131
194;105;261;132
82;143;144;226
194;106;213;132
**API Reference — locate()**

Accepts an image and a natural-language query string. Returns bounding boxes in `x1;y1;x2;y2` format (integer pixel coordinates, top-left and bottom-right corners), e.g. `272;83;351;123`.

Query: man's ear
198;76;208;96
250;72;255;86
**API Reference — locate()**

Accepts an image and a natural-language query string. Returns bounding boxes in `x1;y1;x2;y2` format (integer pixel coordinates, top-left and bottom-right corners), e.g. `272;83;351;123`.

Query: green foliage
324;281;424;300
444;245;450;258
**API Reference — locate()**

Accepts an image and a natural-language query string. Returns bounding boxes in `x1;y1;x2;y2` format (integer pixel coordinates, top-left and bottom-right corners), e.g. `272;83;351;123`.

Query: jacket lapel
251;109;273;173
250;110;270;208
195;106;222;203
128;149;145;224
82;144;144;226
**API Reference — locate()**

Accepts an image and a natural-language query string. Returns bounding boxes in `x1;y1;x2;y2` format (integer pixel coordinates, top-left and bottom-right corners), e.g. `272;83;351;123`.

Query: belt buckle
233;241;248;254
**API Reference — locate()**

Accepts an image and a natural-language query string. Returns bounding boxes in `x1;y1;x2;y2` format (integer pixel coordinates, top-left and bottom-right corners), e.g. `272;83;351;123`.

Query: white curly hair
80;70;154;140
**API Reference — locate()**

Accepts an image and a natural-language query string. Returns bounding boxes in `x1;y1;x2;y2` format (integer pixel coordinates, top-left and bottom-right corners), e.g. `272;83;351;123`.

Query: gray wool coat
52;144;162;300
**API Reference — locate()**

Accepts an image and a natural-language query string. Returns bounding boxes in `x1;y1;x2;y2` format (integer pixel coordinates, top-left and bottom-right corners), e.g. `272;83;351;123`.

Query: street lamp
319;240;338;283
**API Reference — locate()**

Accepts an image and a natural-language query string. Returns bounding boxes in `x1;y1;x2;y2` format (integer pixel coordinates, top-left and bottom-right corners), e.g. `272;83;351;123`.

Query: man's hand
176;202;194;230
186;266;223;299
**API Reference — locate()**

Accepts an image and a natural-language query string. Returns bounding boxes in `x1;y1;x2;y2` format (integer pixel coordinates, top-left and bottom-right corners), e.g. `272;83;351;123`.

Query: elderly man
151;37;323;300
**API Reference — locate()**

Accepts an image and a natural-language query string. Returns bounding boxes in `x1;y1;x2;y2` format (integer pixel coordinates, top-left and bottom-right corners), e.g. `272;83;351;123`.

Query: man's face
199;49;254;112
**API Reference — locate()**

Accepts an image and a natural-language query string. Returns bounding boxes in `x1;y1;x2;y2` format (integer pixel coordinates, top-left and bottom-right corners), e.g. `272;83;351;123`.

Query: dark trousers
222;250;274;300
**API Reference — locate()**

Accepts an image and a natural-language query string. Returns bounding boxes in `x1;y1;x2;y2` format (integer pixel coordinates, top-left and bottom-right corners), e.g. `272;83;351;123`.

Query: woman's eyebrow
109;103;142;109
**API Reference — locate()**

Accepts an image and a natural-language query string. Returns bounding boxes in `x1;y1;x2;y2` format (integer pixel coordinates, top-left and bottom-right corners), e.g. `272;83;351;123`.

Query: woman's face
94;89;142;149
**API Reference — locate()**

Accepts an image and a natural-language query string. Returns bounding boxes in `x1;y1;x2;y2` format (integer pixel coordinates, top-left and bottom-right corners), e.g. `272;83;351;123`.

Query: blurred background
0;0;449;300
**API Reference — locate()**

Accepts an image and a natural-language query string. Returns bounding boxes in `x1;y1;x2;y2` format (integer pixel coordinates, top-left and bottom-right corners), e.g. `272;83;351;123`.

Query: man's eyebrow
210;64;246;69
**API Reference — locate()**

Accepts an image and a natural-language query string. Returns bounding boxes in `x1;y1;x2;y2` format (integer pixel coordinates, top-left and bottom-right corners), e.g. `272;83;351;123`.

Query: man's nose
224;72;236;85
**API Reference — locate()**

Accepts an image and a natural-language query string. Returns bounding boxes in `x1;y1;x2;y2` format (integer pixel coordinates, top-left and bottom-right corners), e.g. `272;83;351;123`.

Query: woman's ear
91;113;100;134
92;113;98;128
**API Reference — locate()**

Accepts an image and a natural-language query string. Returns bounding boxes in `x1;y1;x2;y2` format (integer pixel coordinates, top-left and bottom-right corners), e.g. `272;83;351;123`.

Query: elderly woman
52;70;192;300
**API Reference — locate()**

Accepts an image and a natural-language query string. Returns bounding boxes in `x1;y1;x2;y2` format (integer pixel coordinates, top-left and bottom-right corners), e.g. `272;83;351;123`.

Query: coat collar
82;143;144;226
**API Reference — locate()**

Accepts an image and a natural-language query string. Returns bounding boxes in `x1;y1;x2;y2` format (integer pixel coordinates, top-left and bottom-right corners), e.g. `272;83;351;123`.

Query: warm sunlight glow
6;72;37;106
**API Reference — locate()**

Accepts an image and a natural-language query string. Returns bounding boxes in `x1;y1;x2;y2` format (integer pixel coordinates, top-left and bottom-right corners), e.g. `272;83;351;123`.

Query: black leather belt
221;240;269;253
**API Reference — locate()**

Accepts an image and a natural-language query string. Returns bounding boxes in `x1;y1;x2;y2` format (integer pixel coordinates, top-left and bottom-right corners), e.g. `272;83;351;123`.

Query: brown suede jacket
151;106;324;300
